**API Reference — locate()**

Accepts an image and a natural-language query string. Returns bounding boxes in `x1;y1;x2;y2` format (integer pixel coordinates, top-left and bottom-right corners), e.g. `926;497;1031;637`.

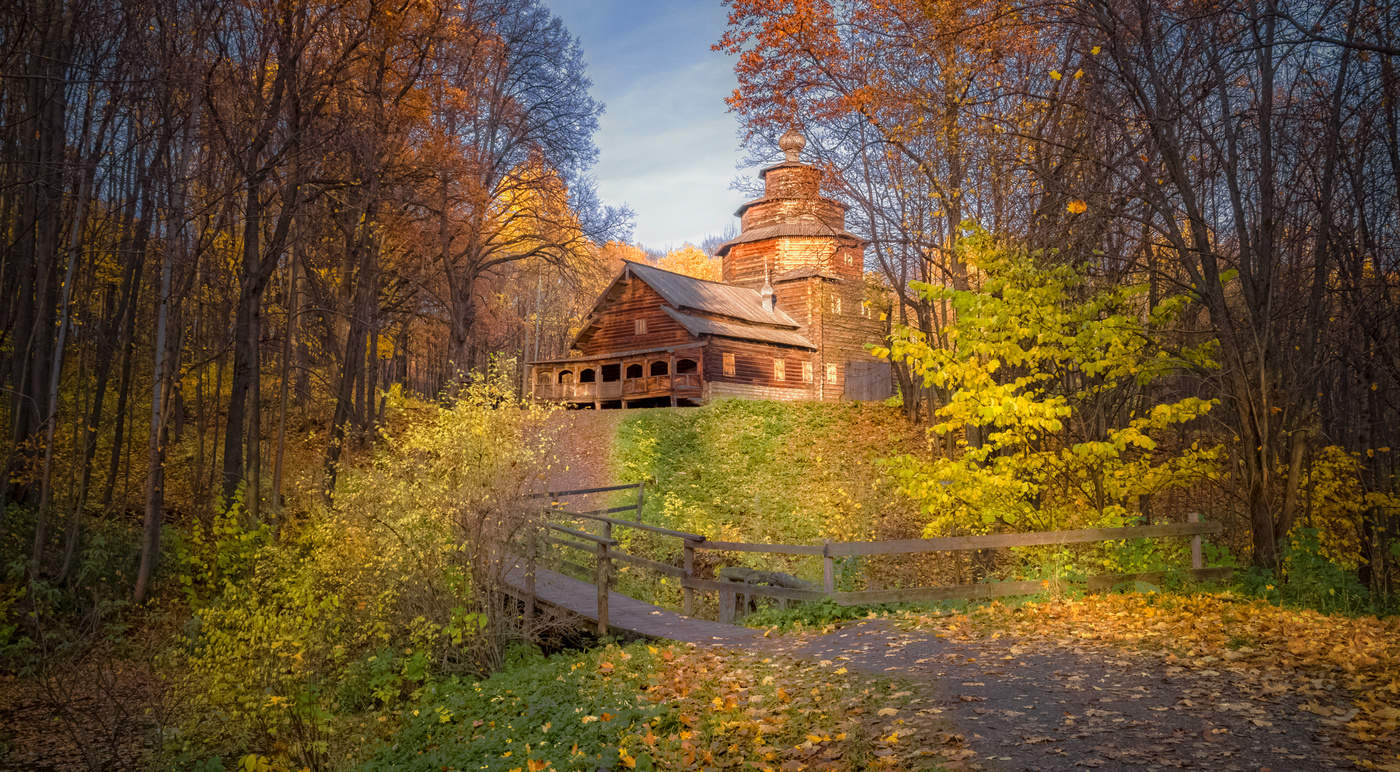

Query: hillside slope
609;400;927;581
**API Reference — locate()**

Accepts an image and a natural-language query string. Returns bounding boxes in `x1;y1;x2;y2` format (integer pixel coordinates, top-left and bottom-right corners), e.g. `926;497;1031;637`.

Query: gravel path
762;619;1357;771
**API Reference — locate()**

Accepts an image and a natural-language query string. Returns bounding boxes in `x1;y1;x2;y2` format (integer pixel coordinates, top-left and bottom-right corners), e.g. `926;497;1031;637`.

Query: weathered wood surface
530;486;1227;630
501;559;760;645
527;483;641;499
701;521;1223;557
558;511;704;542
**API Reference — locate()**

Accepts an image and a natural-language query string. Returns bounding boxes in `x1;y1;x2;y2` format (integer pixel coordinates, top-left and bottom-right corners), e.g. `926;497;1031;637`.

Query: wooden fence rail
521;484;1226;632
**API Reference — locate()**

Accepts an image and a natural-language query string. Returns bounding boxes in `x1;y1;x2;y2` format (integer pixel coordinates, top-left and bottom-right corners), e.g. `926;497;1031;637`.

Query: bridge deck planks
502;561;760;645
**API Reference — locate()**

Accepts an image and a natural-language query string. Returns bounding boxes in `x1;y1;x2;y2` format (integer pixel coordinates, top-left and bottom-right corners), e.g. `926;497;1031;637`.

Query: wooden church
527;130;891;408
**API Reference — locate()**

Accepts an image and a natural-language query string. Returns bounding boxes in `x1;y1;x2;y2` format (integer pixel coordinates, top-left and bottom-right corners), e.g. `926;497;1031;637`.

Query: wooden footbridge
505;483;1228;642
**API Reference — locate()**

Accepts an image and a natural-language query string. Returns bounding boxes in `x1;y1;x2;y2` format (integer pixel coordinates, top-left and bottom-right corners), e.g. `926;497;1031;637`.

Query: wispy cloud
547;0;762;248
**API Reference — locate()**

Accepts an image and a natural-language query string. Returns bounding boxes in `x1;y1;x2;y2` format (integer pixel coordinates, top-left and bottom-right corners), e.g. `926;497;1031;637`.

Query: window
676;358;698;374
802;361;813;383
634;318;647;335
579;368;596;383
722;352;735;376
774;358;786;381
649;360;668;376
832;297;841;315
826;364;838;384
861;300;870;318
558;370;574;384
625;363;643;379
845;252;854;267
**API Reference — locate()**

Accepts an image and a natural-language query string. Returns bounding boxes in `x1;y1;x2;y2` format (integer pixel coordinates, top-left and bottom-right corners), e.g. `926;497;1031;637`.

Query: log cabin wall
814;278;886;400
576;277;694;357
703;339;816;402
722;237;863;286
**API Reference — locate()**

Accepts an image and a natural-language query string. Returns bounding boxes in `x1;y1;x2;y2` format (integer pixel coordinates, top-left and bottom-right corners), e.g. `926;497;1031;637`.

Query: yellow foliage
875;230;1220;537
1293;446;1399;569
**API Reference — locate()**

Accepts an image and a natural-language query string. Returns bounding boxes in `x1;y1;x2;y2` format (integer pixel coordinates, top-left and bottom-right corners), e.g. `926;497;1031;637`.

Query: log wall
576;277;694;356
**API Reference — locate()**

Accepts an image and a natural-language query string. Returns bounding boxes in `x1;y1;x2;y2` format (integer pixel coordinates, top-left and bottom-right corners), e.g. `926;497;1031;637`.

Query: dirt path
541;408;628;494
537;408;1366;769
761;619;1359;771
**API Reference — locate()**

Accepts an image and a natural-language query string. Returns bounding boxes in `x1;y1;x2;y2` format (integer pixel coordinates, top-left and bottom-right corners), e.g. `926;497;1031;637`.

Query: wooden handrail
699;540;825;555
527;483;642;499
525;498;1222;630
559;511;704;542
696;521;1220;557
557;504;644;517
547;522;617;546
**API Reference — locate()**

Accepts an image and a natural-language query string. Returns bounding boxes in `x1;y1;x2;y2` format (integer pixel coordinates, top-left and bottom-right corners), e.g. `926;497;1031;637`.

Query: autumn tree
656;244;721;281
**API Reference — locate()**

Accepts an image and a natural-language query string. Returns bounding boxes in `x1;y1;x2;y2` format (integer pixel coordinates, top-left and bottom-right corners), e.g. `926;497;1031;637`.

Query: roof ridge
623;259;735;289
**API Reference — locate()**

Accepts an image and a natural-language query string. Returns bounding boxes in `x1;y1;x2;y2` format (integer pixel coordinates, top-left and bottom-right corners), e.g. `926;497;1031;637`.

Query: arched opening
676;358;697;374
601;363;621;382
579;368;596;383
558;370;573;384
649;360;669;376
625;363;643;379
535;370;550;384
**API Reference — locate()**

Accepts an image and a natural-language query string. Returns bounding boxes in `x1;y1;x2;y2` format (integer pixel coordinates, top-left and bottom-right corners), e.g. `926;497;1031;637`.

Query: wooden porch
528;345;705;407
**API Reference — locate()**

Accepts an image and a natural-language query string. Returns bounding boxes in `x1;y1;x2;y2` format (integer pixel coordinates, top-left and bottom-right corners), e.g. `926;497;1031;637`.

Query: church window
803;361;813;383
722;352;735;376
634;318;647;335
826;364;838;384
774;358;786;381
832;297;841;314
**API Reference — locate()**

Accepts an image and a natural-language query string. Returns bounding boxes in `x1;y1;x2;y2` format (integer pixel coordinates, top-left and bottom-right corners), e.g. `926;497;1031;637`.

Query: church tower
716;129;887;400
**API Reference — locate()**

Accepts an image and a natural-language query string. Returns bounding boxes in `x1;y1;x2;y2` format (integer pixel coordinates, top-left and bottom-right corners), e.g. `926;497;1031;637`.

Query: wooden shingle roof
570;260;812;352
713;223;865;257
620;261;800;327
661;307;815;350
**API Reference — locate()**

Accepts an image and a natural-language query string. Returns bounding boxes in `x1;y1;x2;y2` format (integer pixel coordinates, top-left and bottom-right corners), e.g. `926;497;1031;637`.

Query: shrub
875;231;1221;539
162;368;560;769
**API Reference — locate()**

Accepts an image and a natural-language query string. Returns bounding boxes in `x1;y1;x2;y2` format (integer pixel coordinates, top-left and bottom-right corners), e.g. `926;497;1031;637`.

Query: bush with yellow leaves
163;365;560;769
875;230;1222;544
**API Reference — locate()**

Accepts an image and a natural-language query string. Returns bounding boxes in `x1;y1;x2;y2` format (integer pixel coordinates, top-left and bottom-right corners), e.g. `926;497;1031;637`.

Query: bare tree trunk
271;249;295;513
133;220;177;604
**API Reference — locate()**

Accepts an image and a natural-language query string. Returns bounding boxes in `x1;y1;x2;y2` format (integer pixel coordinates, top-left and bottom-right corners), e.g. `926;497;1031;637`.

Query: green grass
611;400;924;582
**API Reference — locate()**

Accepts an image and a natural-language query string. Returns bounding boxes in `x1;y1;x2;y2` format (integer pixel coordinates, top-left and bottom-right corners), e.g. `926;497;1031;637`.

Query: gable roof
571;260;809;352
661;307;815;350
621;261;800;327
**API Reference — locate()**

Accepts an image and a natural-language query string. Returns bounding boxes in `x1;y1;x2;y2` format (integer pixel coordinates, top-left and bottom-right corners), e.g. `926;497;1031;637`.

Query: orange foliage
655;245;721;282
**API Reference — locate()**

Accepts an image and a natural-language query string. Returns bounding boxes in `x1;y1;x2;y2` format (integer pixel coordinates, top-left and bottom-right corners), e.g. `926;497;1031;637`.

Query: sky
546;0;759;250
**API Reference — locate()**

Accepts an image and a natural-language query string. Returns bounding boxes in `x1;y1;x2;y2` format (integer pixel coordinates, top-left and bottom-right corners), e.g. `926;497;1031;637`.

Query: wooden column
668;353;677;407
1188;512;1203;570
682;539;696;616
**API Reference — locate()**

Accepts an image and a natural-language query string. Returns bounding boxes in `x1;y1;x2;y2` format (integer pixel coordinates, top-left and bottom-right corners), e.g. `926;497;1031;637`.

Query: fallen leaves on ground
368;641;967;771
899;592;1400;762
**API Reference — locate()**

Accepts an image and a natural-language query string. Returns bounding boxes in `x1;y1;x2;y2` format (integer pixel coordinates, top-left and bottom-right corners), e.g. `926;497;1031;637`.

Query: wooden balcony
528;346;704;406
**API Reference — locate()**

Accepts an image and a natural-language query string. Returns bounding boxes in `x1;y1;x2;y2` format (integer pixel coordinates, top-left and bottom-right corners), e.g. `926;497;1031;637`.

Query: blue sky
546;0;758;249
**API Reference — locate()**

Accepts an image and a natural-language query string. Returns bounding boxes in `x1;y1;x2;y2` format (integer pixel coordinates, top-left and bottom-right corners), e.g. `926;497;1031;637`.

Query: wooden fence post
595;542;610;637
635;482;645;523
822;540;835;596
525;524;538;626
719;583;735;624
682;538;696;617
1188;512;1203;570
